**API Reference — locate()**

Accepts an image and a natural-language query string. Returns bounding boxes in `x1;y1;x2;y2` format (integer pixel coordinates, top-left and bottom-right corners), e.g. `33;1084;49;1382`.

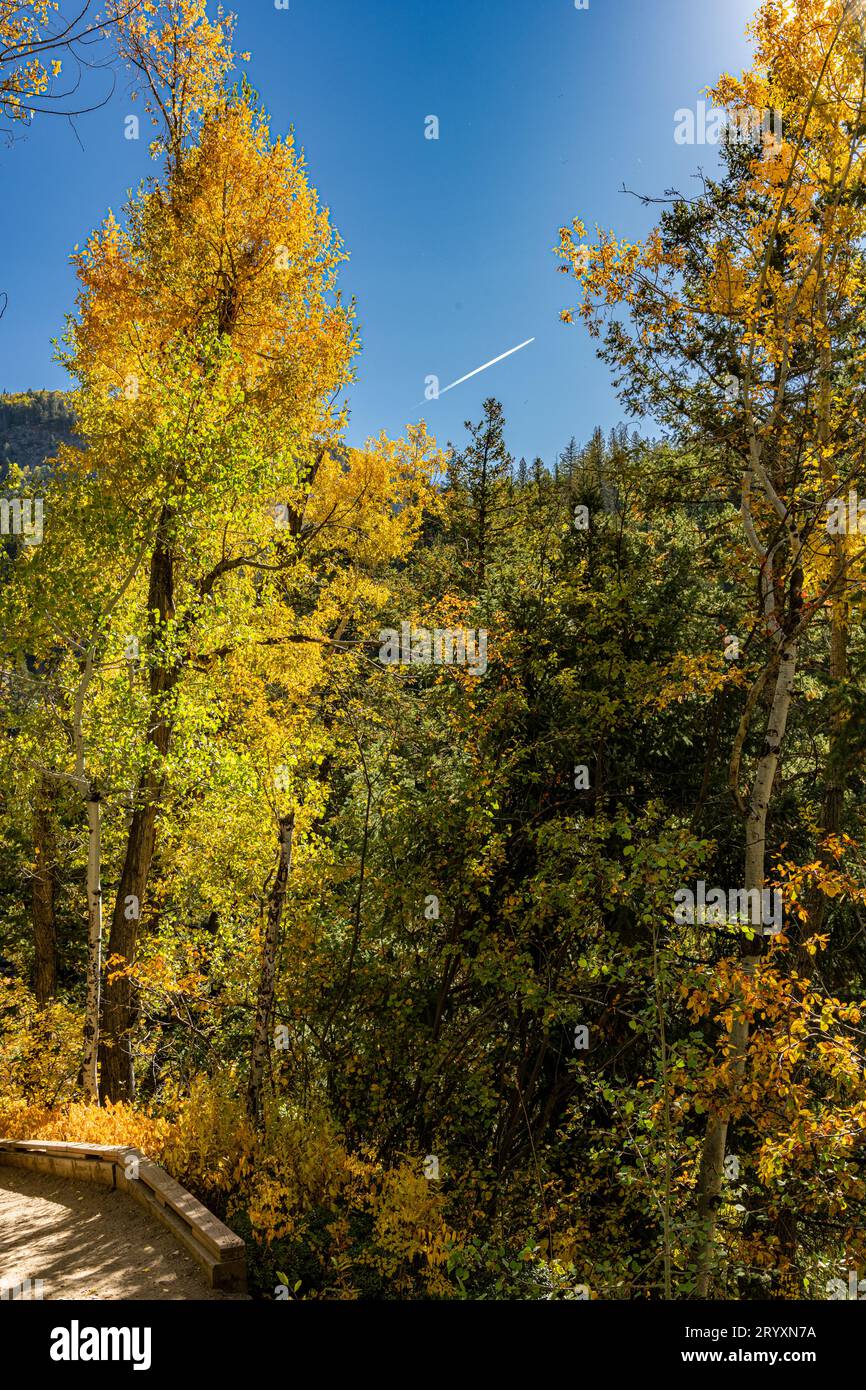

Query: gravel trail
0;1164;237;1300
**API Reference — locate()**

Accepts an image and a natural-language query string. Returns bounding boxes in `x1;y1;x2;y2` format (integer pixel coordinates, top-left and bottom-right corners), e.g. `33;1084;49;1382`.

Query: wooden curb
0;1138;247;1295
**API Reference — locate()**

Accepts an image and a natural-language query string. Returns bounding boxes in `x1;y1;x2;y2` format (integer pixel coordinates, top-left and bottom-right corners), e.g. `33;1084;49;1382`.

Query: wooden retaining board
0;1138;246;1294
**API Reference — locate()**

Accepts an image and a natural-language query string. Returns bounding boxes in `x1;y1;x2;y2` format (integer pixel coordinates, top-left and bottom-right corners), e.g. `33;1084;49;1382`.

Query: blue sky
0;0;757;464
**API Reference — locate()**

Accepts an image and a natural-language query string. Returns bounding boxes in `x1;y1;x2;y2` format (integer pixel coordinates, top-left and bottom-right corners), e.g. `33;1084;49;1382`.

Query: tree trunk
815;280;846;859
99;509;176;1103
247;812;295;1124
818;586;847;841
81;791;103;1102
31;776;57;1005
694;629;798;1297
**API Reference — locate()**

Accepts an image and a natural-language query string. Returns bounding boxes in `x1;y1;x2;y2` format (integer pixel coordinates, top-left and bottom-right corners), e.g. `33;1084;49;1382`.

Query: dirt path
0;1165;236;1300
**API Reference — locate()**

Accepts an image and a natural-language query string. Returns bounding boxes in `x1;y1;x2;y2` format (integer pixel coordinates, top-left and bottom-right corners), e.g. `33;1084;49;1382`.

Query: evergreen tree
560;435;580;487
446;397;514;587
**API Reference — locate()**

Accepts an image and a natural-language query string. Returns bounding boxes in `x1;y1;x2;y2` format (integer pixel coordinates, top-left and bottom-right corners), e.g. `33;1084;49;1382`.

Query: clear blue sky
0;0;756;464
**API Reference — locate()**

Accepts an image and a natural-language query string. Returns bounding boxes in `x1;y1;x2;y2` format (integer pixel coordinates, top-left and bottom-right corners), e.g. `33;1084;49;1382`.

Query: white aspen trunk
247;811;295;1124
695;629;798;1296
82;791;103;1102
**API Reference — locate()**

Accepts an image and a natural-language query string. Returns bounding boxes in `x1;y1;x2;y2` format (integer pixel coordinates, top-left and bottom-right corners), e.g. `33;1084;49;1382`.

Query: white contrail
421;337;535;404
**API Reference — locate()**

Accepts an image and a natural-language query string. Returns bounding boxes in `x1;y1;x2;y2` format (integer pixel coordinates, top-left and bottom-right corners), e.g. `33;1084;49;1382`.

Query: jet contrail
420;337;535;404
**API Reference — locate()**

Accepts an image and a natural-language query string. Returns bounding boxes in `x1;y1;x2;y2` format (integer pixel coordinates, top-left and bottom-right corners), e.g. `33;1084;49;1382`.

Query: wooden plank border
0;1138;247;1294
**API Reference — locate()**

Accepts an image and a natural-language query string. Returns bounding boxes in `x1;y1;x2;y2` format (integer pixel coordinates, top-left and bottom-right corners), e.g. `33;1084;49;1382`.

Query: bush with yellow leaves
163;1074;461;1298
0;989;463;1299
0;1095;169;1150
0;976;81;1128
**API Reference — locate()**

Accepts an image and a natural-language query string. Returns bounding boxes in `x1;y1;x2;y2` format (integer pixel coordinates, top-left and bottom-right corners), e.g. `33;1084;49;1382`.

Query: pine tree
560;435;580;486
447;397;514;587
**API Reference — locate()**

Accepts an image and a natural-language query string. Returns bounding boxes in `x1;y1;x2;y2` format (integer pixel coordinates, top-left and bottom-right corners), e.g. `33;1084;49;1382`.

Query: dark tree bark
99;508;177;1102
247;812;295;1125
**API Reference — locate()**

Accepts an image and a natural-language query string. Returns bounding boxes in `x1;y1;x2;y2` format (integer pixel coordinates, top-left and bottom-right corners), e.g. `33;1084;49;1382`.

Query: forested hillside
0;392;77;480
1;0;865;1306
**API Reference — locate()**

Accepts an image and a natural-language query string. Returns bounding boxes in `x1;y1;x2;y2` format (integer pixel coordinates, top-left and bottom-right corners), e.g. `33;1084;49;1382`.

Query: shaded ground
0;1164;237;1300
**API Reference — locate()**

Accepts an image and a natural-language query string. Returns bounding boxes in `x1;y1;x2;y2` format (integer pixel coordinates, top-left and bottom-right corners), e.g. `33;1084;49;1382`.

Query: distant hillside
0;391;78;482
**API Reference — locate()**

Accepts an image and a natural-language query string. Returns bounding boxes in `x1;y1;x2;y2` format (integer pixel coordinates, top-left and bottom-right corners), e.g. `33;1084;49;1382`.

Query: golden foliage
0;1;59;119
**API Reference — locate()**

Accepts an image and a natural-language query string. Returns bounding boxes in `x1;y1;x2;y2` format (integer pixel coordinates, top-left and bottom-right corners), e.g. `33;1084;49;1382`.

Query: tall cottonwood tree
59;0;445;1104
60;1;355;1101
